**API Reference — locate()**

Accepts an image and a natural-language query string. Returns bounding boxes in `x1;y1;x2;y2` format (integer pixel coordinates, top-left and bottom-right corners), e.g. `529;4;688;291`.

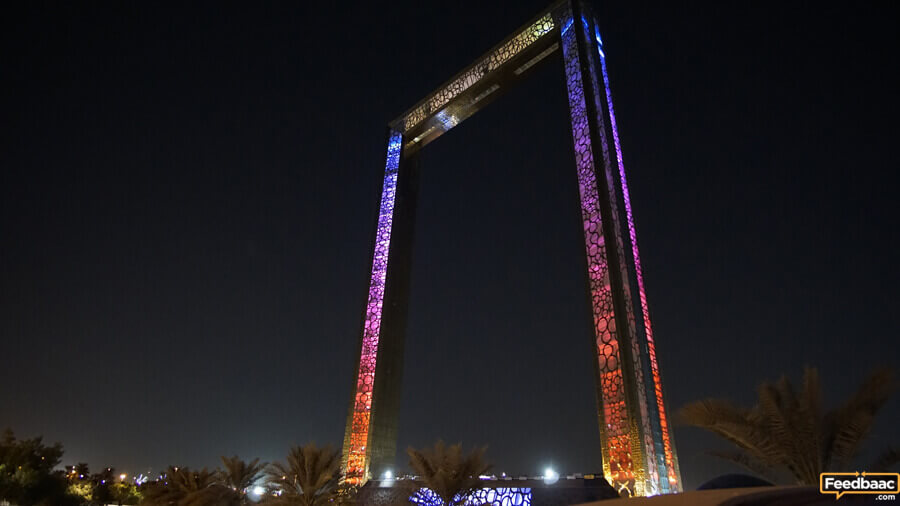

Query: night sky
2;0;898;491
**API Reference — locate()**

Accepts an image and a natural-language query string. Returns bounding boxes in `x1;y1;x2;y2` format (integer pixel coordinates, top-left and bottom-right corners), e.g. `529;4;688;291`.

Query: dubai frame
341;0;682;496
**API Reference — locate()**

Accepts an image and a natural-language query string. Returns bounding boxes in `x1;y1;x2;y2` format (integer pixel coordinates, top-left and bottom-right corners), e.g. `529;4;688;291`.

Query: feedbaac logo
820;472;899;499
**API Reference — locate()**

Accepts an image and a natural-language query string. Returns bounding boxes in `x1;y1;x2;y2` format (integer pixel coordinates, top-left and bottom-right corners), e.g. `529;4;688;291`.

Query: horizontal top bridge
389;0;570;154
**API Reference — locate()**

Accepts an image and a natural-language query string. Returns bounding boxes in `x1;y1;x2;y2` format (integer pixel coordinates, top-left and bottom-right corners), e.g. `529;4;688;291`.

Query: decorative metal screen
410;487;532;506
342;0;681;496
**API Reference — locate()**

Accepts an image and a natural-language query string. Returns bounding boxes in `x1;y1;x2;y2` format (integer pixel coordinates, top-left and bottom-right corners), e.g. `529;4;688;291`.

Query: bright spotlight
252;485;265;496
383;470;393;480
543;467;559;484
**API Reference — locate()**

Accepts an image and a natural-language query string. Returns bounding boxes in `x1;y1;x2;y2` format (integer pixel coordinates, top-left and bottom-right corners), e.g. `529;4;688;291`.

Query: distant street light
543;467;559;485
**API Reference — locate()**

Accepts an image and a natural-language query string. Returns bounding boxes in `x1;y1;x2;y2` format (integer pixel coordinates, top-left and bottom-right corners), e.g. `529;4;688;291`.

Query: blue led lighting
595;26;605;57
410;487;532;506
434;110;459;130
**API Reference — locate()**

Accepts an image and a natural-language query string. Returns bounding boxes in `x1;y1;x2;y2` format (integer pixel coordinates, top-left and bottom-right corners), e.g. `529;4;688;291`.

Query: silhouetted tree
140;466;187;505
110;481;142;505
406;441;491;506
90;467;117;505
0;429;80;505
141;466;237;506
680;367;899;485
64;463;93;501
266;444;341;505
217;456;266;504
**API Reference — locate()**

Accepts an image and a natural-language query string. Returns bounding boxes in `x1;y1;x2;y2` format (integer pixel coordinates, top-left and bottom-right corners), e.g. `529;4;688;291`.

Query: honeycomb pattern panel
399;14;555;132
575;16;659;496
558;8;635;496
345;130;404;484
410;487;532;506
595;30;679;493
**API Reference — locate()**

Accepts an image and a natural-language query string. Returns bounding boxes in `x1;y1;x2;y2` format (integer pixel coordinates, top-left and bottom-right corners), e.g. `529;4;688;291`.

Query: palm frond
679;399;783;466
870;447;900;472
796;368;823;478
219;455;267;494
680;367;896;486
267;443;341;506
823;368;896;470
756;377;819;484
407;441;491;506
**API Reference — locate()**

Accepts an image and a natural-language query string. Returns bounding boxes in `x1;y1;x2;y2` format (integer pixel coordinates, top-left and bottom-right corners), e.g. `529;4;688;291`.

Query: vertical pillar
342;130;419;484
594;26;682;492
341;1;682;495
558;0;681;495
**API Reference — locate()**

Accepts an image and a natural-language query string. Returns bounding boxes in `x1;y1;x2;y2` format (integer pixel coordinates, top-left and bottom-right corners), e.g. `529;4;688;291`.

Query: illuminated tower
341;0;681;496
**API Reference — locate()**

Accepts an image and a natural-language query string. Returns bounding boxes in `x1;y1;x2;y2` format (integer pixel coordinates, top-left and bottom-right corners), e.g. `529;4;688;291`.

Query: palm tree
141;466;189;505
406;441;491;506
266;444;342;505
679;367;898;485
141;466;238;506
218;456;267;502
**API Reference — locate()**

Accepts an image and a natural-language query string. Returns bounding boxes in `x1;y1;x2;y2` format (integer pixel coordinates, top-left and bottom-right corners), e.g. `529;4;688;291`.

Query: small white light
252;485;265;496
544;467;559;484
383;470;393;480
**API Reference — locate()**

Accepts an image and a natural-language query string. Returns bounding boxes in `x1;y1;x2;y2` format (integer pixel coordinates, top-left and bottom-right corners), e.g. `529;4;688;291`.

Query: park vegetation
679;367;899;485
3;367;897;504
0;435;494;506
405;441;491;506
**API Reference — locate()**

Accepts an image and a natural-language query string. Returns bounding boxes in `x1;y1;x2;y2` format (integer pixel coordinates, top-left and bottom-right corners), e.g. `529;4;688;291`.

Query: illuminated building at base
357;476;620;505
341;0;682;496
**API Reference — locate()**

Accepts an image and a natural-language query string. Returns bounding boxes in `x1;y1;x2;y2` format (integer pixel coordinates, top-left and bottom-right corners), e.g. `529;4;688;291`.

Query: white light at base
543;467;559;484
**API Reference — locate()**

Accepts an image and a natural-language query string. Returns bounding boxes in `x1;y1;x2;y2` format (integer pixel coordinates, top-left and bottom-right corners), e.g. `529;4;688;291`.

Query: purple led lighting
345;130;403;483
559;8;634;494
410;487;532;506
598;48;678;490
579;19;659;494
338;3;682;494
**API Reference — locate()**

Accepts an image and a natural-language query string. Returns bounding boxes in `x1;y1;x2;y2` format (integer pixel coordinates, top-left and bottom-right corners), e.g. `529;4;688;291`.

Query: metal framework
341;0;681;496
412;488;531;506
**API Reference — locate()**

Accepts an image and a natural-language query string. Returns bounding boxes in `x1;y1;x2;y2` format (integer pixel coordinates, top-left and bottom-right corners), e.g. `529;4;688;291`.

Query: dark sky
2;0;898;491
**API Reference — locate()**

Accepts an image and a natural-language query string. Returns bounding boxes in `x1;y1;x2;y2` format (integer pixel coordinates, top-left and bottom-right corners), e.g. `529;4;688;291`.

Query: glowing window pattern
398;14;555;132
345;130;404;485
575;15;660;496
596;37;679;491
410;487;532;506
346;0;682;496
559;7;635;496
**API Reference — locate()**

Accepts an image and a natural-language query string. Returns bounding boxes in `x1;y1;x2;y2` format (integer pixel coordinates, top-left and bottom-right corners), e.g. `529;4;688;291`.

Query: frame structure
341;0;681;496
